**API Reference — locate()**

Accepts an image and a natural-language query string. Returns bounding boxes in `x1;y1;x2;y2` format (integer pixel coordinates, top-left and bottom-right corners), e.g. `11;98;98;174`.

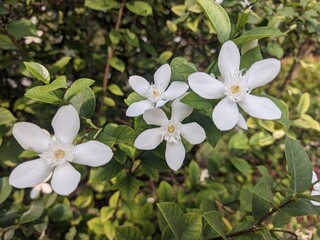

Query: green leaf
49;203;73;222
170;57;197;82
64;78;95;101
0;177;12;204
203;211;226;239
292;114;320;131
157;202;185;240
196;0;231;43
89;160;124;184
181;92;213;110
124;92;146;106
296;93;310;115
19;200;44;224
282;198;320;216
285;138;312;192
230;158;251;176
157;181;174;202
109;57;125;72
249;131;275;147
70;87;96;118
85;0;119;11
40;76;67;92
24;62;50;84
233;27;283;45
50;56;72;74
126;1;153;16
0;107;16;125
25;86;62;104
253;181;274;204
74;188;93;209
118;176;143;200
181;213;202;240
236;9;251;30
188;161;201;186
252;191;270;221
6;18;37;39
87;217;105;235
115;226;143;240
240;46;263;70
108;84;124;96
113;125;136;144
228;133;249;150
125;29;139;47
0;33;16;50
158;51;173;64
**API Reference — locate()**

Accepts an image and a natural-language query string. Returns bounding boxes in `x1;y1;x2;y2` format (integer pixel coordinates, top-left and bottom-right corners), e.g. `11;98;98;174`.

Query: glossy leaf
6;18;37;39
0;177;12;204
0;107;16;125
126;1;153;17
297;93;310;115
233;27;283;45
170;57;197;82
70;87;96;118
25;86;62;104
203;211;226;239
19;200;44;224
89;160;124;184
64;78;95;100
24;62;50;84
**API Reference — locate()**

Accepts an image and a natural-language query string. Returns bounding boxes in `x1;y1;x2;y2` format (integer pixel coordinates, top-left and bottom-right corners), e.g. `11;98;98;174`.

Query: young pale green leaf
0;107;16;125
25;86;62;104
50;56;72;74
24;62;50;84
230;158;251;176
196;0;231;43
6;18;37;39
296;93;310;115
285;138;312;192
89;160;124;185
157;202;185;240
70;87;96;118
108;84;124;96
19;200;45;224
181;213;202;240
109;57;125;72
124;92;146;106
115;226;143;240
118;176;143;200
249;131;275;147
126;1;153;17
87;217;105;235
74;188;93;209
228;133;250;150
84;0;119;11
64;78;95;101
40;76;67;92
233;27;283;45
0;177;12;204
170;57;197;82
202;211;226;239
158;51;173;64
235;9;251;30
240;46;263;70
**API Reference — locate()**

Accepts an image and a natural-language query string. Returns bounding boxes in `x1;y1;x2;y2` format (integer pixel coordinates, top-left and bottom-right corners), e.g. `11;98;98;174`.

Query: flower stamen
54;150;65;159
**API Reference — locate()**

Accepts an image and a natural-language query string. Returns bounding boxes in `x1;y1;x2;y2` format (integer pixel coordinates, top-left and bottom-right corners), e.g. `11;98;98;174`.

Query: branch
271;229;298;240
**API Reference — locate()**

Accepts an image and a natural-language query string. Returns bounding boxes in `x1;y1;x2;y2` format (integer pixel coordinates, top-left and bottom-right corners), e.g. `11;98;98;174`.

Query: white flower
30;173;52;199
9;105;113;196
126;64;189;117
134;99;206;171
311;171;320;206
24;30;43;45
188;40;281;131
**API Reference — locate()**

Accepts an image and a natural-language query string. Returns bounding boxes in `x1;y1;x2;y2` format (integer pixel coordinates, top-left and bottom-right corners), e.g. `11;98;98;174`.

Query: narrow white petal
218;41;240;80
188;72;225;99
237;113;248;130
52;105;80;144
51;162;80;195
30;186;41;199
171;100;193;122
247;59;281;89
126;100;154;117
143;108;168;126
12;122;51;153
9;159;53;188
128;76;149;96
212;97;239;131
312;171;318;184
155;100;168;108
238;95;281;120
73;140;113;167
134;128;162;150
311;190;320;206
41;183;53;194
154;64;171;90
181;123;206;144
164;82;189;101
165;141;185;171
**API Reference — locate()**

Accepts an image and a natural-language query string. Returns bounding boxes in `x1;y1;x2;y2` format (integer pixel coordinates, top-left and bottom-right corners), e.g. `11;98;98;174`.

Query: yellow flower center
230;85;240;94
54;150;65;159
167;125;175;133
152;90;160;97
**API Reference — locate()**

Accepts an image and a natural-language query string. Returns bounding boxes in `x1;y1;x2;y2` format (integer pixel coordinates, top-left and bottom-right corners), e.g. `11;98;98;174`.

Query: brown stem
271;229;298;239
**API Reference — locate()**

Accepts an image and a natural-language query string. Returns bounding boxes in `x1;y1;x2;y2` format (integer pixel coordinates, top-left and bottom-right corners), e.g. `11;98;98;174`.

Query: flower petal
134;128;162;150
312;171;318;184
311;190;320;206
212;97;239;131
126;100;154;117
238;95;281;120
154;64;171;90
237;113;248;130
41;183;53;194
128;75;149;96
30;186;41;199
73;140;113;167
164;81;189;101
246;59;281;89
171;100;193;122
155;100;168;108
165;141;185;171
188;72;225;99
181;122;206;144
51;162;80;195
143;108;168;126
12;122;51;153
9;159;53;188
218;41;240;80
52;105;80;144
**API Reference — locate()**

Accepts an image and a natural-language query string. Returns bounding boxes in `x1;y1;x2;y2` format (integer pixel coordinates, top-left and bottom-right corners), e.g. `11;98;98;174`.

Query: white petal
126;100;154;117
237;113;248;130
165;141;185;171
52;105;80;144
155;100;168;108
73;140;113;167
128;75;149;96
30;186;41;199
9;159;53;188
143;108;168;126
134;128;162;150
181;123;206;144
12;122;51;153
238;95;281;120
41;183;53;194
51;162;80;195
311;190;320;206
188;72;225;99
164;81;189;101
154;64;171;90
218;41;240;80
171;100;193;122
312;171;318;184
246;59;281;89
212;97;239;131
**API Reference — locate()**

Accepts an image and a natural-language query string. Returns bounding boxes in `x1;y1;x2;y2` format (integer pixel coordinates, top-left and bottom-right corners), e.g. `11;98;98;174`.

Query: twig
271;229;298;240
